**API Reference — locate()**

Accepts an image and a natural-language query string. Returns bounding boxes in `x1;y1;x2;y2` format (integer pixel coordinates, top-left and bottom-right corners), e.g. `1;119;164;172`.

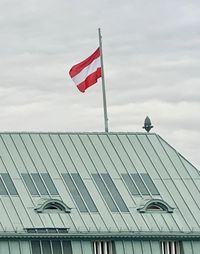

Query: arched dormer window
34;199;71;213
137;199;174;213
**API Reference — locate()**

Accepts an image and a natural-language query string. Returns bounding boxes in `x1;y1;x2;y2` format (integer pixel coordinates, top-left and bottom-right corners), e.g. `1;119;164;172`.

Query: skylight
92;173;129;212
101;173;129;212
92;174;118;212
122;173;160;196
61;173;98;212
22;173;39;195
0;173;18;196
22;173;59;196
122;173;140;195
41;173;59;195
131;173;149;195
0;177;8;195
71;173;98;212
1;173;18;195
141;173;159;195
62;173;88;212
31;173;48;195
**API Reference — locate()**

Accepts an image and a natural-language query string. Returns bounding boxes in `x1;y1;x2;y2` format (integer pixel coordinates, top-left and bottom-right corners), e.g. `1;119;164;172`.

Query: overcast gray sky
0;0;200;168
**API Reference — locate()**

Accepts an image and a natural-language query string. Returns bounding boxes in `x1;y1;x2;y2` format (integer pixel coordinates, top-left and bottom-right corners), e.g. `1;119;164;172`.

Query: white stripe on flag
71;56;101;85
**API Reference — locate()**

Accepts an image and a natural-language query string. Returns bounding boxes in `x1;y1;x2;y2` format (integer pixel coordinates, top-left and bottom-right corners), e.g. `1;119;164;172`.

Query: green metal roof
0;132;199;236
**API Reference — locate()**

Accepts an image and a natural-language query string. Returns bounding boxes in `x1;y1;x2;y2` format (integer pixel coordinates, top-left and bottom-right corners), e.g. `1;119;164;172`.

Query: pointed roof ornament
143;116;153;132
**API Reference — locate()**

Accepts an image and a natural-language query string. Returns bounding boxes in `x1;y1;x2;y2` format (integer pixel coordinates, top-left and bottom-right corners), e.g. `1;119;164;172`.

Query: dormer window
146;204;167;212
34;199;71;213
137;199;174;213
44;202;64;211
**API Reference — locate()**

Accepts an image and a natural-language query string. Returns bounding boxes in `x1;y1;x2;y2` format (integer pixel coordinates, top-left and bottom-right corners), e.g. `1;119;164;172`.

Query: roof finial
143;116;153;132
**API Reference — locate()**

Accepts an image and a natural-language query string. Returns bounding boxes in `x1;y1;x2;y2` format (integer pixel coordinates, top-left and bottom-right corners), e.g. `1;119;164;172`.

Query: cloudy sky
0;0;200;168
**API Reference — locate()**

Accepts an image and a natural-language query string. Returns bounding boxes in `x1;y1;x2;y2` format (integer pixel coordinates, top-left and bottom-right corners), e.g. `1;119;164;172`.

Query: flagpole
98;28;109;132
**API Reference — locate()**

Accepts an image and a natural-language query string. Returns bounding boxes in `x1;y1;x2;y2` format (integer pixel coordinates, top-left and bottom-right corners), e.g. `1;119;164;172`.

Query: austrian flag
69;48;101;92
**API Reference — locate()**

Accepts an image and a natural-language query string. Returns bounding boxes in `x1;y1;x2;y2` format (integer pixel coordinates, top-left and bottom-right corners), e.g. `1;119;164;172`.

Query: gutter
0;232;200;240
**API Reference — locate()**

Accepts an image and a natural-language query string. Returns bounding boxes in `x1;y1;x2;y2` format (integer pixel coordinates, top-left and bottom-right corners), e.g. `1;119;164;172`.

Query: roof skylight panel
1;173;18;195
131;173;150;195
41;173;59;196
22;173;39;195
122;173;160;196
62;173;88;212
93;173;129;212
92;174;119;212
122;173;140;195
101;173;129;212
71;173;98;212
31;173;48;195
22;173;59;196
141;173;159;195
0;177;8;195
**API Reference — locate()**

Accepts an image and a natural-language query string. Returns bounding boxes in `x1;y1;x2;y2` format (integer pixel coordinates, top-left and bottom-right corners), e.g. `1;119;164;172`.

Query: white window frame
93;241;113;254
161;241;181;254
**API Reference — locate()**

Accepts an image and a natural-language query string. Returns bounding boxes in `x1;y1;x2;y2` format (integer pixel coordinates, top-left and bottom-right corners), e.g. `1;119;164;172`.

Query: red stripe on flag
69;48;100;78
77;68;101;93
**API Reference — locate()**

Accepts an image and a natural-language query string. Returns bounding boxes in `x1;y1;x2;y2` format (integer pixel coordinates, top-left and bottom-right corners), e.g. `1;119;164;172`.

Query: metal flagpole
98;28;109;132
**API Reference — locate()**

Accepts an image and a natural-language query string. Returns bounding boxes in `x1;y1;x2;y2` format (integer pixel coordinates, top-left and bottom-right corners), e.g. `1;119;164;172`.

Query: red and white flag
69;48;101;92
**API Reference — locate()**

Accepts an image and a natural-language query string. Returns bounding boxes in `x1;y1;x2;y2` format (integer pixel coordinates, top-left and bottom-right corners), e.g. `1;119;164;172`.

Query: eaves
0;232;200;241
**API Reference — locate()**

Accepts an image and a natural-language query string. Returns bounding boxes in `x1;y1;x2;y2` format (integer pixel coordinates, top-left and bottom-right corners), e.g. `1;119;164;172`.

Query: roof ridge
0;131;157;135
